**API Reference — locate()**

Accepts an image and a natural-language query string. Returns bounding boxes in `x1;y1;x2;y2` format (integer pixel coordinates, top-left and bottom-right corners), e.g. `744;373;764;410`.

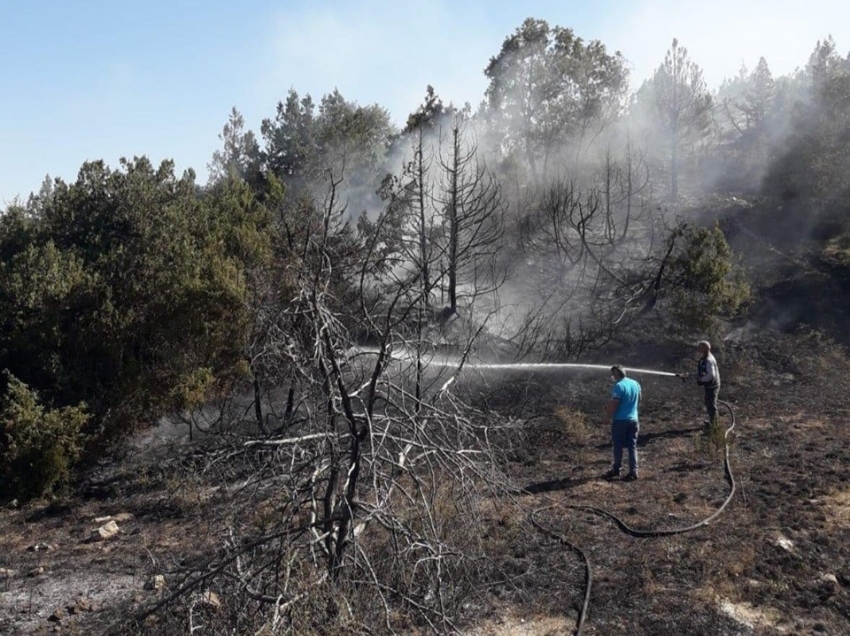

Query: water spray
434;363;677;393
347;346;677;377
346;347;679;393
430;361;677;377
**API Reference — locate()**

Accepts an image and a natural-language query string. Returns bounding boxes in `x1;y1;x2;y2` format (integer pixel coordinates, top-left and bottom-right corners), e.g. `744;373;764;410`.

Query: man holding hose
604;365;641;482
679;340;721;430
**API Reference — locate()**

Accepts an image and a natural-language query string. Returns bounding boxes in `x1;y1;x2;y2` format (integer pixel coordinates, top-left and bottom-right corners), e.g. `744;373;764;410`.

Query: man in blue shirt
604;365;642;482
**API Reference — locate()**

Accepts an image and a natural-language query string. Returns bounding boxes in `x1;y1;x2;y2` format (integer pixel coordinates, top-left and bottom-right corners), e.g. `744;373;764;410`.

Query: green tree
713;57;777;190
0;157;273;443
260;89;317;179
208;107;263;187
484;18;629;182
261;88;395;198
764;38;850;203
645;39;713;201
403;84;456;134
0;371;89;500
666;224;750;335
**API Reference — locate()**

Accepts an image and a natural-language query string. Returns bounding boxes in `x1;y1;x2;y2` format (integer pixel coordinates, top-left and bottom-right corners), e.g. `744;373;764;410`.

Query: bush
0;371;89;501
667;224;751;335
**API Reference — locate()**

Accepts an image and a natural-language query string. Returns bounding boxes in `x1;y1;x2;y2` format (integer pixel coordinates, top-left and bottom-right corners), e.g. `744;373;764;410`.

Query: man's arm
607;398;620;418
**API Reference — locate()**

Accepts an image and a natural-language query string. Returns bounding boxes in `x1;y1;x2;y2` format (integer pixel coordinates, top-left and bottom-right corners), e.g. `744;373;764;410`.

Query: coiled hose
529;399;737;636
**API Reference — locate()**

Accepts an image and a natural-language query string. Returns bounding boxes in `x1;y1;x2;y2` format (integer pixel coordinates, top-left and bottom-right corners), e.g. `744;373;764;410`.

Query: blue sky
2;0;849;204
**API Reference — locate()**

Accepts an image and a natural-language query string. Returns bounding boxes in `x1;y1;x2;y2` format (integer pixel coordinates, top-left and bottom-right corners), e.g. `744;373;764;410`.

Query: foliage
403;84;457;134
0;371;89;500
0;158;273;449
713;57;778;191
6;16;850;629
208;107;263;187
762;38;850;205
260;88;396;202
483;18;629;182
635;39;712;200
666;224;751;335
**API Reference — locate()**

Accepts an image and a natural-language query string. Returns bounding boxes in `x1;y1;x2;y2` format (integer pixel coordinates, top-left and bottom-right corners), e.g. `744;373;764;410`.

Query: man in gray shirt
681;340;721;429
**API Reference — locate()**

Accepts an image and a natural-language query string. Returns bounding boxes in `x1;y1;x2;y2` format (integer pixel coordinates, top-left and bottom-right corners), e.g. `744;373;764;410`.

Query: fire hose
528;398;737;636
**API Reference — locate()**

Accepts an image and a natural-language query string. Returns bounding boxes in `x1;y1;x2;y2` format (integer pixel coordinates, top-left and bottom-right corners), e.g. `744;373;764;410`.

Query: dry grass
822;488;850;530
463;612;573;636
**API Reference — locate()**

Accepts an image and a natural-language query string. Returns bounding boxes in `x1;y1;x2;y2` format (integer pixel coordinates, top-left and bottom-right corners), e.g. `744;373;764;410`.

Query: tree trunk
252;372;268;435
448;127;460;314
416;130;431;297
671;138;679;202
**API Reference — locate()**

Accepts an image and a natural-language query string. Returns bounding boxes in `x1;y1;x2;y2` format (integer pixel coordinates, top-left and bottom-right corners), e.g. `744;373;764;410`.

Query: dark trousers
612;419;639;475
704;386;719;423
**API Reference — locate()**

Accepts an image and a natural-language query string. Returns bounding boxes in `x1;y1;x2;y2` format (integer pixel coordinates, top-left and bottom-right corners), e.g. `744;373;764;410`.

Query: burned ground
475;331;850;635
0;328;848;635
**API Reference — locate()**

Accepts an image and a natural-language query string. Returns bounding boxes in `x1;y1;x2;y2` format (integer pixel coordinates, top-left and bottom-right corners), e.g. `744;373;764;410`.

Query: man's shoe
623;472;638;482
602;469;620;481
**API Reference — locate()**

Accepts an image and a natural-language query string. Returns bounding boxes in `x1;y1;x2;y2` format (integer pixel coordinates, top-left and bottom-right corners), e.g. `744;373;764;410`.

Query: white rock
775;535;794;552
144;574;166;591
200;590;221;610
90;520;120;542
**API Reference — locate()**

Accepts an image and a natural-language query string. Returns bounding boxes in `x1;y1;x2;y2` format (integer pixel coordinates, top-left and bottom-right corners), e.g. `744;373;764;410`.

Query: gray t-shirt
697;353;720;388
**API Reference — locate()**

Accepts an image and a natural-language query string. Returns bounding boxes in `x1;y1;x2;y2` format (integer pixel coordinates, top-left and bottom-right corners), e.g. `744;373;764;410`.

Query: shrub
0;371;89;501
667;224;751;335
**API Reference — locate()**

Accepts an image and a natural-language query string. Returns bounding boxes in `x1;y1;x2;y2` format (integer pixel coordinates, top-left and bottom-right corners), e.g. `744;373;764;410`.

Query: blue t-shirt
612;377;641;421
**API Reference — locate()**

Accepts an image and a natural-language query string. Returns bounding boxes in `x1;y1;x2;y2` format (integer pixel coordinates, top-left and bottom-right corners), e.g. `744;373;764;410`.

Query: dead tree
434;116;507;317
509;146;667;359
129;165;522;635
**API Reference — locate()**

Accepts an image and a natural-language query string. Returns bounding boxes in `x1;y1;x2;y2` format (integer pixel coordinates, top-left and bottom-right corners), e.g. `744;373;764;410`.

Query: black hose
529;399;736;635
529;506;592;635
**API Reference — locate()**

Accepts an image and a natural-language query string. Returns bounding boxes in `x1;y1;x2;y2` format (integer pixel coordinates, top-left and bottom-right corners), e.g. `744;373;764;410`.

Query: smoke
253;11;850;354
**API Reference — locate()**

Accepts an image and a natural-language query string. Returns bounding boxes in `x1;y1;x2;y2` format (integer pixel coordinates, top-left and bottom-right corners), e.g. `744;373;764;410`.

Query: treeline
0;161;274;497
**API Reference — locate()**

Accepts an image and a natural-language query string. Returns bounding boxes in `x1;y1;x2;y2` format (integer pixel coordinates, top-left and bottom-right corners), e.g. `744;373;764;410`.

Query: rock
89;520;120;542
77;597;93;611
819;573;839;595
48;608;64;623
200;590;221;610
775;535;795;553
144;574;166;591
27;566;45;577
0;567;17;578
67;596;94;614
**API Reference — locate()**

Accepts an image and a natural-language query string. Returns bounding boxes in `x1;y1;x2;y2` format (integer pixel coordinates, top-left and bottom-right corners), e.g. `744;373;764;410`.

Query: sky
2;0;849;205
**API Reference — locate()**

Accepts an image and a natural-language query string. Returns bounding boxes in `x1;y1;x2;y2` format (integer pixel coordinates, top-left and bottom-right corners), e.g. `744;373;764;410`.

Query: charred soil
0;330;849;635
